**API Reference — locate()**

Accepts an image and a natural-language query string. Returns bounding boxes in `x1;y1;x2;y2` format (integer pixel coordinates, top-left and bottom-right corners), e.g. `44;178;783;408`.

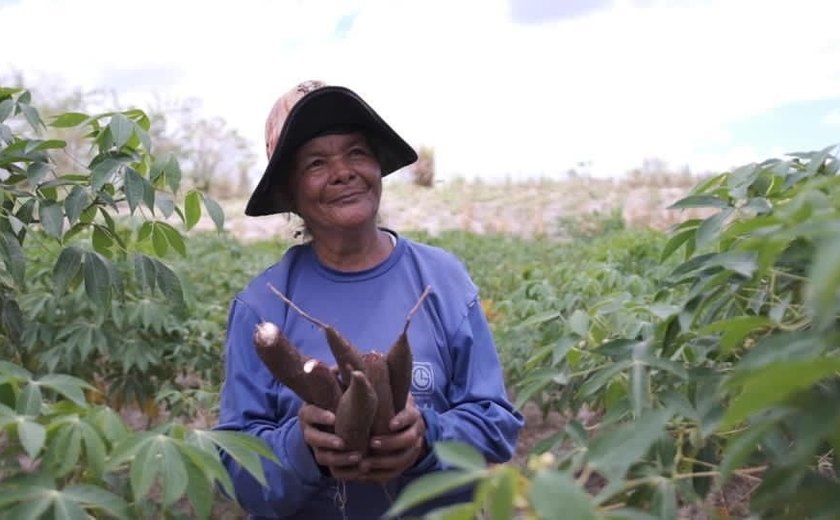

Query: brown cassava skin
325;327;365;386
335;370;378;454
253;322;342;412
362;352;396;435
385;331;412;413
258;284;431;454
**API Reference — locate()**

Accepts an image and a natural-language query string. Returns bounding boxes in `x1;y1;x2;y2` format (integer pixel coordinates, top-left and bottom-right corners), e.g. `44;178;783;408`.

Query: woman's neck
310;226;394;272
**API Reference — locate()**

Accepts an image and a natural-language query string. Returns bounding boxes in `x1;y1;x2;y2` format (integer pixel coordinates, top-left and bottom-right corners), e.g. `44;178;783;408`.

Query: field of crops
3;88;840;519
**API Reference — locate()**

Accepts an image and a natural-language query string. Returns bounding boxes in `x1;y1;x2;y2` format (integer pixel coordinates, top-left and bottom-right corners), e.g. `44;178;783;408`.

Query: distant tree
2;72;256;200
148;98;256;199
412;144;435;187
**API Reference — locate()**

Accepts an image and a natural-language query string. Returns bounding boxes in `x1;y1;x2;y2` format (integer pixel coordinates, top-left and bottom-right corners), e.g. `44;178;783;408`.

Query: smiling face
288;131;383;234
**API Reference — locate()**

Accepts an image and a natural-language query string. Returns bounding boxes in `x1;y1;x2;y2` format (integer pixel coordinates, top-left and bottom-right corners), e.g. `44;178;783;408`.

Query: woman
216;80;523;519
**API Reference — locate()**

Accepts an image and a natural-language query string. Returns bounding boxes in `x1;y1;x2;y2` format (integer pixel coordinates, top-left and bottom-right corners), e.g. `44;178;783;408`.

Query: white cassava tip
303;359;318;373
256;322;280;344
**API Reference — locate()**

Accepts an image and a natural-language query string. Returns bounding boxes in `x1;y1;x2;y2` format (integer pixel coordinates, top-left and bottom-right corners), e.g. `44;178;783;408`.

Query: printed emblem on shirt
411;362;434;395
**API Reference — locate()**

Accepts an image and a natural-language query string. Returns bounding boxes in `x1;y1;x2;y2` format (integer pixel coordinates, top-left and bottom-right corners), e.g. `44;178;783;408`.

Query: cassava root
254;284;432;455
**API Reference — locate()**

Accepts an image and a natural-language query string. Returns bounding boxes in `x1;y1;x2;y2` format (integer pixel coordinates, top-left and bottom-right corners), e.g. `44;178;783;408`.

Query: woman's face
288;131;382;234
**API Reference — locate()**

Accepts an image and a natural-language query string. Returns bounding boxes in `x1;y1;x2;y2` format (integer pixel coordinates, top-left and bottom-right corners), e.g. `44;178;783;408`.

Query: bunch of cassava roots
253;284;432;455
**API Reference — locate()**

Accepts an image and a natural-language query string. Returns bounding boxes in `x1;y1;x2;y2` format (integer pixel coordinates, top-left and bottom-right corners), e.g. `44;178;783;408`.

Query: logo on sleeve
411;362;434;394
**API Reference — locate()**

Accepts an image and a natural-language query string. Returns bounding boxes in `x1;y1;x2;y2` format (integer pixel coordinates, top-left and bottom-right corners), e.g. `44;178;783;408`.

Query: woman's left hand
359;395;428;483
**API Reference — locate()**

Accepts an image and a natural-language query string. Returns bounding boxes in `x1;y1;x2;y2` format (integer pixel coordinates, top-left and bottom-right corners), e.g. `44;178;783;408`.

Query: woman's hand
297;403;364;480
359;395;428;483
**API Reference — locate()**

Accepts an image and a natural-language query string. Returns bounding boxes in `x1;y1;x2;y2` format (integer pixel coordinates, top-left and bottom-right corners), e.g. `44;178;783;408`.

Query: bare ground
194;175;711;241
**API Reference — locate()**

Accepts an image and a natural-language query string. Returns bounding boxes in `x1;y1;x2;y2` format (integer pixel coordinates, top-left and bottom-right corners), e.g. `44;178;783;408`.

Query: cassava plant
253;284;431;455
386;143;840;518
0;86;271;518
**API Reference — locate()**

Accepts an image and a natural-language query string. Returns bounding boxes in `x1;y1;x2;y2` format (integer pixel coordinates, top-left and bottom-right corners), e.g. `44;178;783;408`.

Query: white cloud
3;0;840;182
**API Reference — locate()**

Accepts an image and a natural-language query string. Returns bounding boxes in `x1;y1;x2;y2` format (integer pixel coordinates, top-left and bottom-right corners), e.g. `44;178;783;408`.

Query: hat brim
245;86;418;216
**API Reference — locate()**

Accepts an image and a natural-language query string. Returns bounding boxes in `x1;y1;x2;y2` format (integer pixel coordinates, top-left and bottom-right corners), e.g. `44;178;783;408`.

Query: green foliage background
2;85;839;519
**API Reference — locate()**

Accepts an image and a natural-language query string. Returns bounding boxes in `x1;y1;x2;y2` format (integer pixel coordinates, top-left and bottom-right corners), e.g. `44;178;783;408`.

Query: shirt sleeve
214;298;328;518
406;296;524;475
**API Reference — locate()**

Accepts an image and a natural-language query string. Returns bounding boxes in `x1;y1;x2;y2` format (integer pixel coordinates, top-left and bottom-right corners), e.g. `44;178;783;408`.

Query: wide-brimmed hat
245;81;418;216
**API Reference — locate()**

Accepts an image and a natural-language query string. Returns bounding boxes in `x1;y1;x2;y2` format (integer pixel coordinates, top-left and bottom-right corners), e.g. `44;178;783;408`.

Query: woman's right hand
298;402;364;480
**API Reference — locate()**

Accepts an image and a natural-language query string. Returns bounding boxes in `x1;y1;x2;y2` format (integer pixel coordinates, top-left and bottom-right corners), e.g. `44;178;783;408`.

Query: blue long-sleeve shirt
215;232;523;519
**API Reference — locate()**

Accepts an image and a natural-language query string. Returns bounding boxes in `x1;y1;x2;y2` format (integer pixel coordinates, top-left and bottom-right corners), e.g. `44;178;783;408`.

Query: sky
2;0;840;183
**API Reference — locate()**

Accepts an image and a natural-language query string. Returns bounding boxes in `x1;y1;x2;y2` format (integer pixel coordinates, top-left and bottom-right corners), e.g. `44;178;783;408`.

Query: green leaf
106;431;155;471
517;310;561;329
695;208;733;249
423;502;477;520
568;309;589;337
202;194;225;231
19;419;46;458
6;497;53;519
722;358;840;429
61;485;130;519
184;190;201;230
384;470;483;518
486;467;516;520
52;246;83;295
807;235;840;330
79;420;106;478
0;360;32;380
124;167;145;214
709;251;758;278
0;98;14;122
38;200;64;238
159;222;186;257
652;480;677;520
660;227;696;262
91;226;114;256
133;254;158;293
151;225;169;256
668;195;730;210
90;158;123;191
0;231;26;287
177;442;235;502
50;112;89;128
165;155;182;193
37;374;92;406
21;103;44;130
83;251;112;308
190;430;278;487
183;456;213;519
630;342;651;418
587;408;671;478
51;493;89;520
63;186;89;226
153;259;184;306
434;441;487;471
736;332;824;372
108;113;133;148
529;470;597;520
17;382;43;415
91;407;128;443
130;437;162;500
157;438;189;505
48;423;83;477
699;316;773;354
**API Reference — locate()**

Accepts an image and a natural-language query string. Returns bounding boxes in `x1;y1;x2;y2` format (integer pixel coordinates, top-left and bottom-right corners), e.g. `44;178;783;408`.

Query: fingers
358;438;425;483
298;402;363;470
298;402;335;428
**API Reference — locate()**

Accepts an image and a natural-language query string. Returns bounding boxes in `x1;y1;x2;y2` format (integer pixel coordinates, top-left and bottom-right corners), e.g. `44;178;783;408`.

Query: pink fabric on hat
264;80;327;159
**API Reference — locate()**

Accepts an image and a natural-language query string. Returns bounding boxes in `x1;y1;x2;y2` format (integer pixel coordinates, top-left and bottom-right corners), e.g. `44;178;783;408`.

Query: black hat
245;81;418;216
